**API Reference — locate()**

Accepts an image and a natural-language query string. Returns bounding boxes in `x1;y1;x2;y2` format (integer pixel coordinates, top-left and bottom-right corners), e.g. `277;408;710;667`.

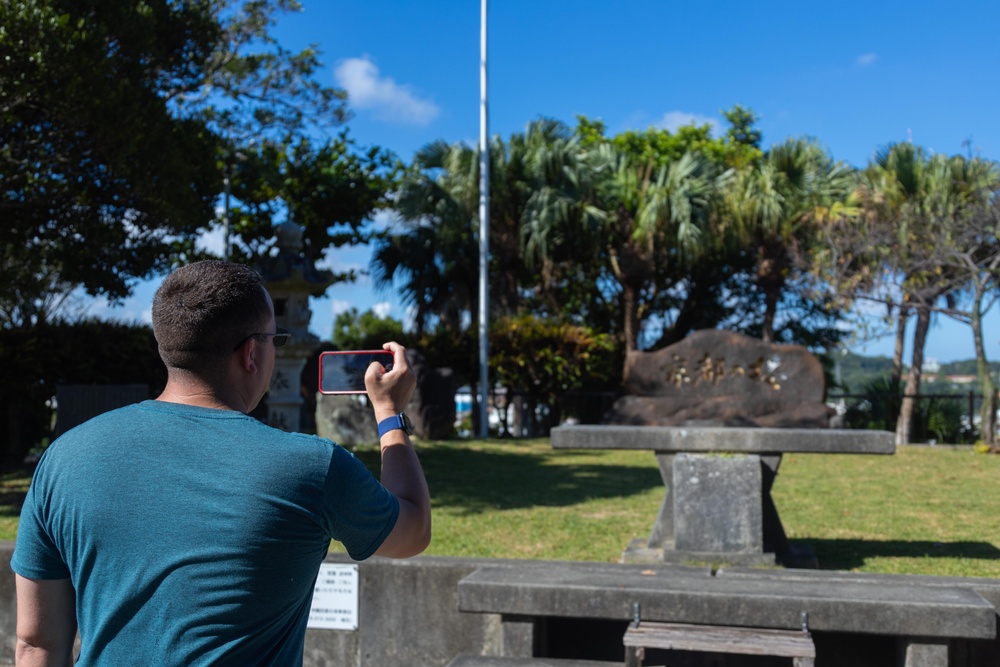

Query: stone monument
257;221;334;433
606;329;833;428
550;329;897;567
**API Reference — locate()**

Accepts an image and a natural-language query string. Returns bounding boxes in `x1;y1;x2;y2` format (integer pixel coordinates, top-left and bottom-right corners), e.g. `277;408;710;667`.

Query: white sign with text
307;563;359;630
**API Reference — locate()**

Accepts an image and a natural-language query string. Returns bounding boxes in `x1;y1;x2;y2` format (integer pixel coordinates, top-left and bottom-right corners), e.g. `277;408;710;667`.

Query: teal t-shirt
12;400;399;666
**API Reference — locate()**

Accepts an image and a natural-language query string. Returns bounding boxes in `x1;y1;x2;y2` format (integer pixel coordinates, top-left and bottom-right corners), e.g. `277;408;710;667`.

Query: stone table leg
499;615;535;657
761;454;818;568
628;452;800;566
898;638;949;667
646;453;675;549
761;454;789;555
649;453;787;553
672;453;763;554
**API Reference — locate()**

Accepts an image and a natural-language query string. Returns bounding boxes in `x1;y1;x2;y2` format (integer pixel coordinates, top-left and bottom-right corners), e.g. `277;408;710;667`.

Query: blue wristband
377;413;413;438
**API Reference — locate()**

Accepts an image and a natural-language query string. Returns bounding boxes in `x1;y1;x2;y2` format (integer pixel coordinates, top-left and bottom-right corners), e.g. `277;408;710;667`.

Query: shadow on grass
0;464;35;518
2;449;661;519
795;538;1000;571
355;445;663;514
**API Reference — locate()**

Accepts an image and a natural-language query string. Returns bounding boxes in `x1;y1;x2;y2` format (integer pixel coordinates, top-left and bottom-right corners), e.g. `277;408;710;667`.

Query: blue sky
90;0;1000;364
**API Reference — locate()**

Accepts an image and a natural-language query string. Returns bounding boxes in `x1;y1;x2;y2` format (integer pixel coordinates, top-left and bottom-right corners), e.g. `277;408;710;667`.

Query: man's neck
156;378;249;413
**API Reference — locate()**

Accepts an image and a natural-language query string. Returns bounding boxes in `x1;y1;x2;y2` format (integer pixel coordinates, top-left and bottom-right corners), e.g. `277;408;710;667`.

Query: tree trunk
622;283;639;356
891;305;909;388
651;277;715;350
971;306;998;447
761;286;778;344
897;305;930;446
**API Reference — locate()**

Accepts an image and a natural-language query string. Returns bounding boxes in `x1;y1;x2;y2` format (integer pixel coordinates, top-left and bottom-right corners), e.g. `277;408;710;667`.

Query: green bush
489;314;617;435
0;320;166;468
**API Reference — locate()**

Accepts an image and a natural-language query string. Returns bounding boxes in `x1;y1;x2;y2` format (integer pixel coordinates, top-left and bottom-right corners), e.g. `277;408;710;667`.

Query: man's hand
365;341;417;423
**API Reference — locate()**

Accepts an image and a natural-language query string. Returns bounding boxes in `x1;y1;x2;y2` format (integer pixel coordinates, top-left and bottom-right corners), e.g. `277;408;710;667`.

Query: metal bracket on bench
801;611;809;634
632;602;641;629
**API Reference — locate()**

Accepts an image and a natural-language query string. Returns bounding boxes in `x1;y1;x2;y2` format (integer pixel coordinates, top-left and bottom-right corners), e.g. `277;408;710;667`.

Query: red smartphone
318;350;394;395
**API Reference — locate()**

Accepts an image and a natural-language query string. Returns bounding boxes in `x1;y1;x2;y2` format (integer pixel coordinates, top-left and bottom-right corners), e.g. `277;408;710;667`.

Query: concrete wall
305;553;502;667
2;544;998;666
0;543;502;667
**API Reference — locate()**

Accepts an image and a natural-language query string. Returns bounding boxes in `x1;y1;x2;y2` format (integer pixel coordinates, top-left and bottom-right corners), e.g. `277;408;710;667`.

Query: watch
377;412;414;438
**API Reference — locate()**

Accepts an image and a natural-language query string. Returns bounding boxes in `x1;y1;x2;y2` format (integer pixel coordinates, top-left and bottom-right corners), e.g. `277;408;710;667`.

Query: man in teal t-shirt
12;261;431;666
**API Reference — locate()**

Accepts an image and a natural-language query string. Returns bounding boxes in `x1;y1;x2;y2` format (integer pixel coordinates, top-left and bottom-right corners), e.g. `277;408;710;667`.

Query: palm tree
371;140;479;337
373;120;577;336
859;144;998;445
723;138;856;343
522;143;729;356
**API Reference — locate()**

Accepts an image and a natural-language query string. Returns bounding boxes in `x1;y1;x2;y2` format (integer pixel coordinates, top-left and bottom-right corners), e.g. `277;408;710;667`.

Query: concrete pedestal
553;426;893;568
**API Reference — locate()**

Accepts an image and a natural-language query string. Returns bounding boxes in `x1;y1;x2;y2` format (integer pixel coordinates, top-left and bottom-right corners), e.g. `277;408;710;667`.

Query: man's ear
236;338;259;374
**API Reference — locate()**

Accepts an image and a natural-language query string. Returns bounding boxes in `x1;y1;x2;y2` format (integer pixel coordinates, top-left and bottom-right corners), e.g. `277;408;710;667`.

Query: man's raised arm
365;342;432;558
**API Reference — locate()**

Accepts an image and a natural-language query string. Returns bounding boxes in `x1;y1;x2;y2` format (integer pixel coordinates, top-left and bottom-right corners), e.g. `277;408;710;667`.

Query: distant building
924;374;979;386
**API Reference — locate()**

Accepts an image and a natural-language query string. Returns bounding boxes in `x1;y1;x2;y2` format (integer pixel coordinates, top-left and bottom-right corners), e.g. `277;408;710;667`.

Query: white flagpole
477;0;490;438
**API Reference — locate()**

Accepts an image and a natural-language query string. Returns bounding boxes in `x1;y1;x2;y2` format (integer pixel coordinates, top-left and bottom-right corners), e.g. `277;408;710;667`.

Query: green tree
592;146;729;354
722;137;857;343
881;149;996;445
575;105;762;170
819;144;998;444
373;120;573;337
556;109;798;354
372;140;481;338
224;134;395;270
330;308;406;351
922;187;1000;446
1;0;221;324
1;0;349;327
489;314;616;435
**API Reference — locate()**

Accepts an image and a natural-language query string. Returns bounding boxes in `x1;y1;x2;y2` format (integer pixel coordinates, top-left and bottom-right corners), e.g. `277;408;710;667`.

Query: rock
408;349;456;440
606;329;832;428
315;393;377;447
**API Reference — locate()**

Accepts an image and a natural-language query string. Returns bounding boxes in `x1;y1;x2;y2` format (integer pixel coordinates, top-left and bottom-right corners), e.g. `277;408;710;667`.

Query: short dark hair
152;261;271;373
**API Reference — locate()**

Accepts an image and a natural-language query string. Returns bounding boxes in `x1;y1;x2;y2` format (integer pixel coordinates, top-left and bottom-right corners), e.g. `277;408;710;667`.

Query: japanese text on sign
308;563;359;630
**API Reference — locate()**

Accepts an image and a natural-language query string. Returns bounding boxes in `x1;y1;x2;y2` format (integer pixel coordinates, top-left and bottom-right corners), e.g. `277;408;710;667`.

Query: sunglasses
233;328;291;351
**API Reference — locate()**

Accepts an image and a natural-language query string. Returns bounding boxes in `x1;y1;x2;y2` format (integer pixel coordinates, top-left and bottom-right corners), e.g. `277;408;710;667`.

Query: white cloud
658;111;721;135
334;56;439;125
369;207;401;230
371;301;392;319
196;222;227;257
80;288;155;325
330;299;354;316
856;52;878;67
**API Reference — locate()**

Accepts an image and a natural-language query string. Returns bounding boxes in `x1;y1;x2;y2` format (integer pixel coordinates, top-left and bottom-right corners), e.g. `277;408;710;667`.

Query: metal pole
477;0;490;438
223;161;231;261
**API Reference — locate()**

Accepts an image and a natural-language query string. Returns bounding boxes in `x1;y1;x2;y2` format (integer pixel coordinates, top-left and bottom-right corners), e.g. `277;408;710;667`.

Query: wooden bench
623;620;815;666
446;656;617;667
456;562;997;667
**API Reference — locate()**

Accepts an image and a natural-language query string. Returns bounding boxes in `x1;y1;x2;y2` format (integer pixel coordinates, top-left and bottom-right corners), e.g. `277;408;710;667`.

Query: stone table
551;425;895;567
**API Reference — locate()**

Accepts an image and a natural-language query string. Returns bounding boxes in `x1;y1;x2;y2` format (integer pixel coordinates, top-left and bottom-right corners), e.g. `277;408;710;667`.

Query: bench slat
624;622;815;658
446;656;618;667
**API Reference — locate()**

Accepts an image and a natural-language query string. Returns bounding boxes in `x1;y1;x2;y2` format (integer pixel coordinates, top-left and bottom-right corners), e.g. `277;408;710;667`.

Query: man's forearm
375;433;432;557
14;576;77;667
16;639;74;667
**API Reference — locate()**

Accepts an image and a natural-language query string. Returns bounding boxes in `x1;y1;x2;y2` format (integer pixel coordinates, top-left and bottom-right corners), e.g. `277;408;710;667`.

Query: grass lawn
3;440;998;577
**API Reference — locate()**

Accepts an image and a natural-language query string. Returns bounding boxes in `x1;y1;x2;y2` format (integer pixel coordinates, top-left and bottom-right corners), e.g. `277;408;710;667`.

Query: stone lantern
256;221;335;433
